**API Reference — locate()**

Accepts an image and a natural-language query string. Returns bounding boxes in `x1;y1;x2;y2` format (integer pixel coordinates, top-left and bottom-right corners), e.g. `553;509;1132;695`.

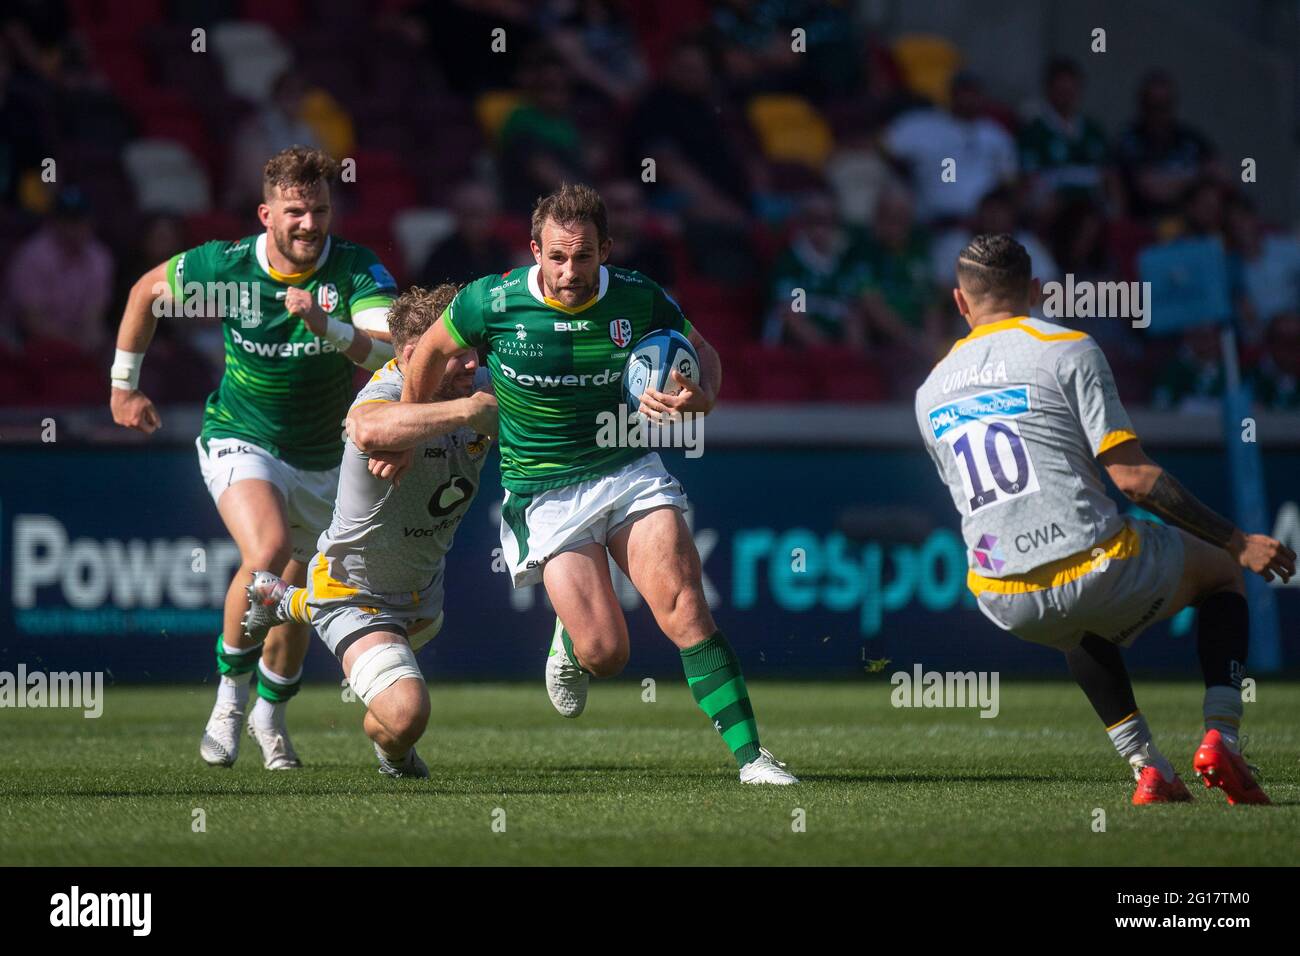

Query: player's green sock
215;634;262;677
681;631;761;767
255;660;303;703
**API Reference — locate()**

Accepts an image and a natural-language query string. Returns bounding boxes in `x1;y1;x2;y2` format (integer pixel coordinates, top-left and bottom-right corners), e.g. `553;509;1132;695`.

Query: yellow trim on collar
542;293;600;315
266;262;316;284
948;317;1086;355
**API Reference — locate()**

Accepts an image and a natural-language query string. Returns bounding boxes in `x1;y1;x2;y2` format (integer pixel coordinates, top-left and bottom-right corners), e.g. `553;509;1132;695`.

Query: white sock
1107;713;1175;782
217;672;251;709
1203;685;1242;752
250;694;285;730
250;662;301;730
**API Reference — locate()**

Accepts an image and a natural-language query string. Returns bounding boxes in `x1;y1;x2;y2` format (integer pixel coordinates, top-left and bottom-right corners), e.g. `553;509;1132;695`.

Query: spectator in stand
1250;312;1300;411
601;178;675;287
225;70;322;212
3;186;113;356
1018;57;1112;213
1115;70;1217;223
762;190;869;350
543;0;648;108
418;181;515;287
1226;195;1300;343
1176;176;1228;240
710;0;859;100
624;35;753;224
0;40;50;207
1152;324;1225;413
498;44;588;216
930;186;1059;291
882;71;1018;227
859;186;944;368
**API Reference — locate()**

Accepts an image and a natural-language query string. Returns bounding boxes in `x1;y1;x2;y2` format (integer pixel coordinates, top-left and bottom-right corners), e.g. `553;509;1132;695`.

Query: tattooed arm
1100;439;1295;583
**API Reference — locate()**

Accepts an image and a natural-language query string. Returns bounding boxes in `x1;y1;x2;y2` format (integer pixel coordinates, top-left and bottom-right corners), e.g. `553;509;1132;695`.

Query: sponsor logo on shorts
215;444;256;458
424;447;447;459
1014;522;1065;553
1112;596;1165;642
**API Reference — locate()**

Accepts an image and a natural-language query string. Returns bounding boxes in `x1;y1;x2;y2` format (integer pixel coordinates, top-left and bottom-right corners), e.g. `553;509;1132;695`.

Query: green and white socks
681;631;762;768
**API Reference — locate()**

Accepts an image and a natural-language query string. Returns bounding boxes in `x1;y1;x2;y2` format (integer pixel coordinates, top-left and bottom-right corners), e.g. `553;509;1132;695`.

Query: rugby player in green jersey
379;184;797;784
110;147;398;770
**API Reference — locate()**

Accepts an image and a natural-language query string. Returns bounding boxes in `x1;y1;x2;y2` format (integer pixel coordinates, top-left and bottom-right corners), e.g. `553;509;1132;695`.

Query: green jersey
443;264;692;493
167;233;397;470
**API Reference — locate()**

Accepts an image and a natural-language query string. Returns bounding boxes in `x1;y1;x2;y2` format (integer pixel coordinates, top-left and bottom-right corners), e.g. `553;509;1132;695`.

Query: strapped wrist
110;348;144;390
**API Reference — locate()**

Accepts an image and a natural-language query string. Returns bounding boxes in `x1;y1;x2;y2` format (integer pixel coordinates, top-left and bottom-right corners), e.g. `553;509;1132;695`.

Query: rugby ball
621;329;700;412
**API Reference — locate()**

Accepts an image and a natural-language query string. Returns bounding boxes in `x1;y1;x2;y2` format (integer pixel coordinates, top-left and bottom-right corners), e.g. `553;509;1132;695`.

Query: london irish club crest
316;283;339;313
609;318;632;348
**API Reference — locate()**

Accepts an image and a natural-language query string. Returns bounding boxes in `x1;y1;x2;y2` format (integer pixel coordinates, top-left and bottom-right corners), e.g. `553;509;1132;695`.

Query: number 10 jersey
914;316;1138;577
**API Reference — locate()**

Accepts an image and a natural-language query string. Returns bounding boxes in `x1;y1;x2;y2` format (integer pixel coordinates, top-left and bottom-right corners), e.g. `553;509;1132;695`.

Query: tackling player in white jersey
243;284;497;776
916;234;1294;805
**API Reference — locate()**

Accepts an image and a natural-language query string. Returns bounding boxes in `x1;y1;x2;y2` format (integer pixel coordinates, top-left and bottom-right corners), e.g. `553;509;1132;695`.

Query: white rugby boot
739;748;800;785
199;679;248;767
374;741;430;779
545;616;589;718
247;702;303;770
242;571;293;641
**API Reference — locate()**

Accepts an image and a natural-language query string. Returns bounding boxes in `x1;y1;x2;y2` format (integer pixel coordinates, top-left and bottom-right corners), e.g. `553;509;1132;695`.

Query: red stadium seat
739;344;819;401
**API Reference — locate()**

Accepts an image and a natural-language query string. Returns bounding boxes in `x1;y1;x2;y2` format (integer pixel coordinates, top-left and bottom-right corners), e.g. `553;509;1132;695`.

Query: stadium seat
184;211;248;245
210;21;293;103
122;139;213;214
739;344;819;401
809;348;889;402
891;34;962;106
745;95;835;171
393;208;457;277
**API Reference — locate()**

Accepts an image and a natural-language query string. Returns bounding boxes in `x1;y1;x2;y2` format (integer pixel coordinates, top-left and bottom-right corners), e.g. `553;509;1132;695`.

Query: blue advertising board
1;444;1298;681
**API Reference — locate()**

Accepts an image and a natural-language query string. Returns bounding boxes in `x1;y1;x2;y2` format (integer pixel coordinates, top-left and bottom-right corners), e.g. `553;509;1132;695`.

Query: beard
273;227;324;269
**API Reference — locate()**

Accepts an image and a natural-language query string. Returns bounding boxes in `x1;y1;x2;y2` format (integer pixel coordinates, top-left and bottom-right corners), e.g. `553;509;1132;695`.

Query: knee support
348;641;423;707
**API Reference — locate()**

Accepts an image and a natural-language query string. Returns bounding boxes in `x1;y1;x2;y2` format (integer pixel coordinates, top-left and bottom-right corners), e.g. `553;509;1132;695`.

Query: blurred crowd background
1;0;1299;414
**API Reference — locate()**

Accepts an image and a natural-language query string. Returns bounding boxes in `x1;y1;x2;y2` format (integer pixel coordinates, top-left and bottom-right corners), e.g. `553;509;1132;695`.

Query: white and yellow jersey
915;316;1138;581
313;361;493;604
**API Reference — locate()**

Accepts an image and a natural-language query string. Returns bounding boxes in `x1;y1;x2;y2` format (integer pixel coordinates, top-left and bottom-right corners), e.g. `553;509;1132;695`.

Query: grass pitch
1;680;1298;866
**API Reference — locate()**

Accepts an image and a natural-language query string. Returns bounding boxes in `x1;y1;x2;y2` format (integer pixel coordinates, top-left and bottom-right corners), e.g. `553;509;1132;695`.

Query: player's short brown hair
262;146;339;202
955;233;1032;304
531;182;608;246
388;283;460;352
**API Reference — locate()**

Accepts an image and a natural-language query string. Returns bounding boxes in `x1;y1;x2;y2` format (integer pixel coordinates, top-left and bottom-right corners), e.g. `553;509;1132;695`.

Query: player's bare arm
1100;439;1295;582
639;327;721;420
348;389;498;452
400;315;465;403
109;259;172;433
